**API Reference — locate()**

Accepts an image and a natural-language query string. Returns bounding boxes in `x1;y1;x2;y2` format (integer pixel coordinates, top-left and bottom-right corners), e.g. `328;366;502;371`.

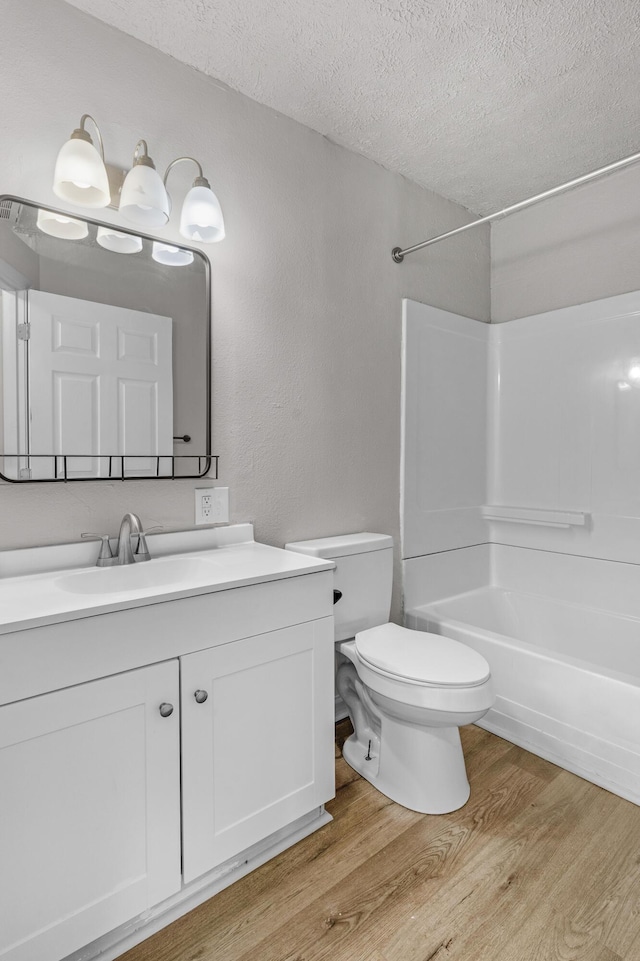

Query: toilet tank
285;533;393;641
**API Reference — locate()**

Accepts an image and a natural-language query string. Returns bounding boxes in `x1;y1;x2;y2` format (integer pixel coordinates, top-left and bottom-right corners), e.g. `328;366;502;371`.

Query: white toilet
285;533;494;814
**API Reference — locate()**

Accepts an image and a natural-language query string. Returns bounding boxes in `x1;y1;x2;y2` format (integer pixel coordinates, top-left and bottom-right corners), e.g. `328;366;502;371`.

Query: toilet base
341;714;471;815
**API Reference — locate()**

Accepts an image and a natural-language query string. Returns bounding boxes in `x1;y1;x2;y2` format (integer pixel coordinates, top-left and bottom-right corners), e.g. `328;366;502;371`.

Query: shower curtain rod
391;149;640;263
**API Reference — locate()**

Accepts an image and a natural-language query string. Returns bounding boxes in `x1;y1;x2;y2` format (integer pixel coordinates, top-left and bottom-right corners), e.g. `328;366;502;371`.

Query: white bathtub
406;585;640;805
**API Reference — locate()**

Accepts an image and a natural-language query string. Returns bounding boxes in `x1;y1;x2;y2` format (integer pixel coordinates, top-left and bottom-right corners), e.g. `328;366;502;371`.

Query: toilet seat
340;629;494;738
355;623;491;688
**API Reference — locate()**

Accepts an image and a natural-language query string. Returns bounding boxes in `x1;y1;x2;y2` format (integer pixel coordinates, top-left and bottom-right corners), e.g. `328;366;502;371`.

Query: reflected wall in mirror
0;197;211;481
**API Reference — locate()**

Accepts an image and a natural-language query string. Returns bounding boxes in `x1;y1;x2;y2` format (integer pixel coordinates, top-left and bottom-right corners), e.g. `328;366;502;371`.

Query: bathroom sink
55;555;215;595
0;524;335;636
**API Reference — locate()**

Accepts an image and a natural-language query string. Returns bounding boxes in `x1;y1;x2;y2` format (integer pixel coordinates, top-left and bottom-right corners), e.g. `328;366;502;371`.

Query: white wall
0;0;490;565
492;163;640;323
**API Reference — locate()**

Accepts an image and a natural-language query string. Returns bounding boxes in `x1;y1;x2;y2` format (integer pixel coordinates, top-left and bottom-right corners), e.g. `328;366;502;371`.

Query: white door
0;660;181;961
27;290;173;479
181;618;335;883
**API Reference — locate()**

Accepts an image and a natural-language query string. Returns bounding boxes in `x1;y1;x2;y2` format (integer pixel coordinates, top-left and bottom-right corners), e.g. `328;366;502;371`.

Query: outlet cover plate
195;487;229;525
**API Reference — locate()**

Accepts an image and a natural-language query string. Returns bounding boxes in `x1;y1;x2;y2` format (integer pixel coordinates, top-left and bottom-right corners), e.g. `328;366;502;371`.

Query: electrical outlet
195;487;214;525
194;487;229;525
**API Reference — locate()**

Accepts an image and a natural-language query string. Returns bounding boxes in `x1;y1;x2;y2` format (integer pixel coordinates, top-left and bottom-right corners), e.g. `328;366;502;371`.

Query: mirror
0;196;212;482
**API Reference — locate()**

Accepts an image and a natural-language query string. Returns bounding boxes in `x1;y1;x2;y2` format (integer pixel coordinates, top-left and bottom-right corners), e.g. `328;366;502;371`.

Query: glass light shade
180;185;225;243
37;208;89;240
119;164;170;227
96;225;143;254
152;241;194;267
53;138;110;208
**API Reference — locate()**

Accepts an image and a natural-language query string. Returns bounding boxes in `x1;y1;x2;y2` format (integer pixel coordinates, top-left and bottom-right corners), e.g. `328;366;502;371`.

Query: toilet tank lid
285;532;393;559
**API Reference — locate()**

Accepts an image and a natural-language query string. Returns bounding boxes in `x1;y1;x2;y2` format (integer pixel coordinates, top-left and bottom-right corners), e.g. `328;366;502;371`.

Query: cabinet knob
194;689;208;704
159;702;174;717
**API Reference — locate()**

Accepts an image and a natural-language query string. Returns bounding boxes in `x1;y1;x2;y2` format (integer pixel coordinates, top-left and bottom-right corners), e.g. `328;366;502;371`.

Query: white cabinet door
181;618;335;883
0;661;181;961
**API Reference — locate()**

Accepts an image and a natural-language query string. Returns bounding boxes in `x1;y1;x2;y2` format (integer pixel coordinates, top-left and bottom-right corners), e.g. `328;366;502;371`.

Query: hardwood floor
121;722;640;961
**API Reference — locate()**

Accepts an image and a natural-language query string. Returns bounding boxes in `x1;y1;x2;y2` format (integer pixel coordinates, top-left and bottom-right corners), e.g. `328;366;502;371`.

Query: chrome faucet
116;512;146;565
82;513;154;566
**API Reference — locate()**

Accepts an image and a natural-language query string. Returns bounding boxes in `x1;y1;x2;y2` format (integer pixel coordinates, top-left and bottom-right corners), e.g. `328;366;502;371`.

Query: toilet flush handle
333;590;342;604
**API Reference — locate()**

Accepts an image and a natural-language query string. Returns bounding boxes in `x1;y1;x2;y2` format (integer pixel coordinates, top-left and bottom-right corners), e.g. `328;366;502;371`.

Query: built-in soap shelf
481;505;589;529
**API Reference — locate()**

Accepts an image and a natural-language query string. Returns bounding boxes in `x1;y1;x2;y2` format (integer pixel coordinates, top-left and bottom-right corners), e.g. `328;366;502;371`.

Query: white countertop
0;525;334;634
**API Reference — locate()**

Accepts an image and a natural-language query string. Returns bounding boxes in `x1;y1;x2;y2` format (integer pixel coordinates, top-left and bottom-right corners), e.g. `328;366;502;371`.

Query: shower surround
401;292;640;803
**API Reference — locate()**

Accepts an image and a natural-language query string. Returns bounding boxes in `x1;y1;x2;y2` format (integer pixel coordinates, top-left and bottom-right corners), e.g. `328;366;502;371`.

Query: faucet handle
81;533;114;566
135;526;163;563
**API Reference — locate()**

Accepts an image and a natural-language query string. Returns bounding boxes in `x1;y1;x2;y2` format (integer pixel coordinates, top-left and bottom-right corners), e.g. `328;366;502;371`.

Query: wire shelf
0;454;218;483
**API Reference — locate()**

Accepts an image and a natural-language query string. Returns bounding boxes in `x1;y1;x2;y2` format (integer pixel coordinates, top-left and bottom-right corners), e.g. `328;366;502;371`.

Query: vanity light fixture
52;117;226;243
119;140;171;228
164;157;225;243
96;225;143;254
152;241;195;266
53;115;111;209
36;208;89;240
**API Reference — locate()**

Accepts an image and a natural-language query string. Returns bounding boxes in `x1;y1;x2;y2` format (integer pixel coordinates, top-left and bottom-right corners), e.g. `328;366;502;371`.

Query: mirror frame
0;195;214;483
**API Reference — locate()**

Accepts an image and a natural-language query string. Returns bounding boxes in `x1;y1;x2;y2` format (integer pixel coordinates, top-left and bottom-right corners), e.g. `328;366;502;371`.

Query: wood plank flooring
121;722;640;961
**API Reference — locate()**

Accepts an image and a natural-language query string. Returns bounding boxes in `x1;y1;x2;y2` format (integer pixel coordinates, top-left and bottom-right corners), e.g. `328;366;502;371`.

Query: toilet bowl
285;532;494;815
336;623;493;813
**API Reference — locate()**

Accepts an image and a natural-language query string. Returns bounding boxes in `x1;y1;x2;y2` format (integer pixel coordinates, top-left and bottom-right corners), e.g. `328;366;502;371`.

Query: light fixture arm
132;140;157;168
164;156;209;188
77;114;105;160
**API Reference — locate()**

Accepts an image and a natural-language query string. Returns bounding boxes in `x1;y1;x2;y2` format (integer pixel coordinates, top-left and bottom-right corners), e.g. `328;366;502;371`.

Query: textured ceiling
63;0;640;215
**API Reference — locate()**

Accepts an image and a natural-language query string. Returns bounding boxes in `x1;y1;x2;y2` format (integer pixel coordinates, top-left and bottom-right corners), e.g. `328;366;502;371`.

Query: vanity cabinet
0;525;334;961
0;660;182;961
181;619;334;882
0;537;335;961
